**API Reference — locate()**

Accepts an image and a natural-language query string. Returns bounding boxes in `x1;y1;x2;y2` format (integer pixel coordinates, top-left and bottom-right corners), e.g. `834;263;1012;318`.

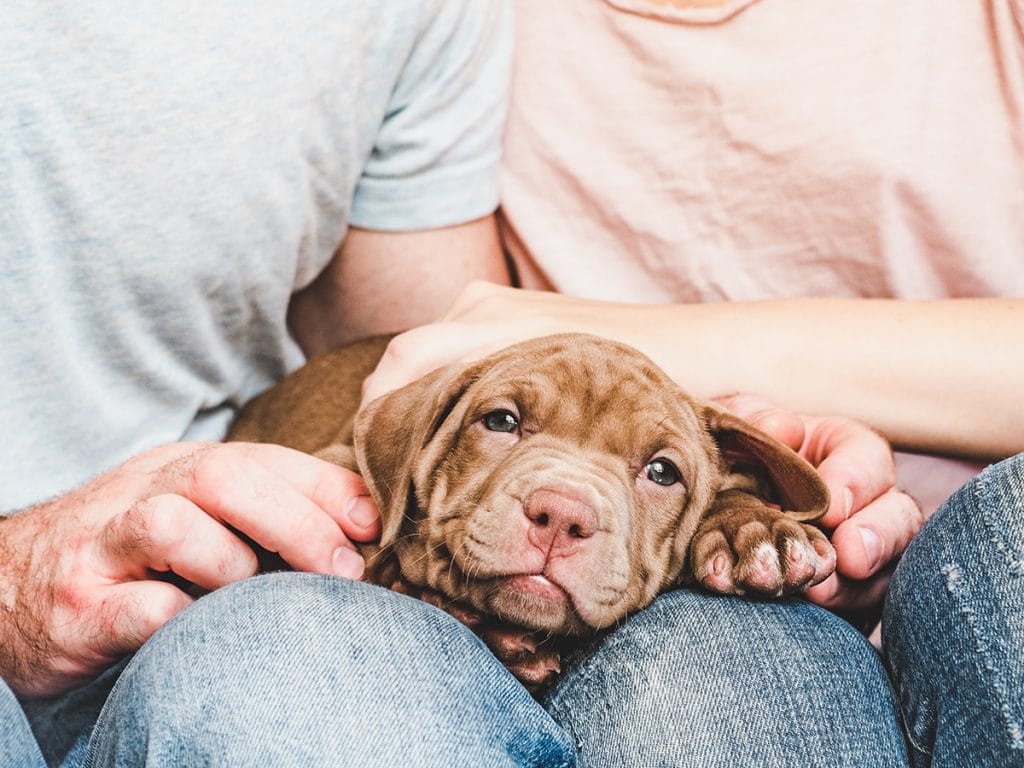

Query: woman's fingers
828;488;923;581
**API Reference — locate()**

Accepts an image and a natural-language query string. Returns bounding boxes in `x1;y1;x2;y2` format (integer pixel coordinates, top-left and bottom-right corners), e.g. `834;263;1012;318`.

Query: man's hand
716;394;924;623
0;441;379;698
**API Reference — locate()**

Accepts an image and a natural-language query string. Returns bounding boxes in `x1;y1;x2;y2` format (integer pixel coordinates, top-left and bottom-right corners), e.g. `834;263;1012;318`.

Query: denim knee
884;452;1024;768
0;676;47;768
85;573;573;768
545;589;907;768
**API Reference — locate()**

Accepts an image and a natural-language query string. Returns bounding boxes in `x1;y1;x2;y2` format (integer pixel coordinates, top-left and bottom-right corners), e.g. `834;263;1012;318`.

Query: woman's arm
365;283;1023;461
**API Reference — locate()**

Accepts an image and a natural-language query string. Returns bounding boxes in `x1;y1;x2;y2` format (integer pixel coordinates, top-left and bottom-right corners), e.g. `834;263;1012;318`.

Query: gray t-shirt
0;1;512;512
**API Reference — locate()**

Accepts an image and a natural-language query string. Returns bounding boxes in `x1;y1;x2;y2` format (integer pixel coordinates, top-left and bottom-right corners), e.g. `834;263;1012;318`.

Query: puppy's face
355;334;815;635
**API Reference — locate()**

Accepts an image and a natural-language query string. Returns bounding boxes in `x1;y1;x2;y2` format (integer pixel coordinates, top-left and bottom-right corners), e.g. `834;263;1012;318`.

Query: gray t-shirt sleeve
0;1;514;512
350;0;512;231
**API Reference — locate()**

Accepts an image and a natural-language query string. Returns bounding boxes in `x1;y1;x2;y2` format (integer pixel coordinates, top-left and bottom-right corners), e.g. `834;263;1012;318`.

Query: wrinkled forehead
469;336;705;448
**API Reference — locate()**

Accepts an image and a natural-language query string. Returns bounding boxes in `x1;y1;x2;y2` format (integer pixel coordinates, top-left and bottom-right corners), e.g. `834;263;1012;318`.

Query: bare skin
364;283;1024;462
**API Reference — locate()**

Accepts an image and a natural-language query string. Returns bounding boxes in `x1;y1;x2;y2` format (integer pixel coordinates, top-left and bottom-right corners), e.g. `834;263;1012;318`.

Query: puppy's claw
809;538;838;587
711;553;731;578
734;541;784;594
480;626;538;658
507;650;561;689
699;552;737;594
781;539;816;589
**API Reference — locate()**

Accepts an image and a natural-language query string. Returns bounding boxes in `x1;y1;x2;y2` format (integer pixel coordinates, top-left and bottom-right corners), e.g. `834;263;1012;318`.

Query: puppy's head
354;334;824;635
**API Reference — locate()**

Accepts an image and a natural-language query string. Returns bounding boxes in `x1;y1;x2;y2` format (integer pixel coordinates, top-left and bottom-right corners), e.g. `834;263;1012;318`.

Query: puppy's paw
689;504;835;596
507;650;562;695
478;624;562;695
479;624;541;658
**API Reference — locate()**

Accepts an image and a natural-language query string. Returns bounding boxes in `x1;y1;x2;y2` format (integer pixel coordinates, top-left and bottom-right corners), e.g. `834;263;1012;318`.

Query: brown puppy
230;333;834;690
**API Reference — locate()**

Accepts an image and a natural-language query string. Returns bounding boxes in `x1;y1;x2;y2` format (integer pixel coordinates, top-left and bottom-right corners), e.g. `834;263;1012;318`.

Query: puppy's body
229;334;384;455
230;334;832;690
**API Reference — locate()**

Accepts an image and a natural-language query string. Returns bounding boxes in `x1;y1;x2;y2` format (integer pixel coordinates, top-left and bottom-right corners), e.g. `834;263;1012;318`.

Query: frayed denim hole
941;561;1024;752
975;457;1024;577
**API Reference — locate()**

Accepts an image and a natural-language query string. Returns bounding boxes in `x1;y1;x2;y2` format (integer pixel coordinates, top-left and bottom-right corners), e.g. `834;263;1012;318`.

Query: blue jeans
4;454;1021;767
883;452;1024;767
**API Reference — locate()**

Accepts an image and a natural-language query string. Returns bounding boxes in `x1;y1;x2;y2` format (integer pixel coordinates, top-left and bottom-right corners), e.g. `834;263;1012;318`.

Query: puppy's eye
482;409;519;433
645;458;680;486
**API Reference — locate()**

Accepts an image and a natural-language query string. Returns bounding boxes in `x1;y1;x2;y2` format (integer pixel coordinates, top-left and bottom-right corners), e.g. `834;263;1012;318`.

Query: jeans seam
970;465;1024;753
940;553;1024;753
977;463;1024;577
543;631;634;762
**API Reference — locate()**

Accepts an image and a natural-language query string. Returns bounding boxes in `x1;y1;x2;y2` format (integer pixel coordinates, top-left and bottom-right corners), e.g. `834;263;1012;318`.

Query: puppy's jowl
230;334;833;692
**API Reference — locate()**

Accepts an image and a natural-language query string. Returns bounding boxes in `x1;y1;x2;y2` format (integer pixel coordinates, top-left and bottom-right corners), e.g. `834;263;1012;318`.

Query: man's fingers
238;442;381;543
805;491;917;627
148;443;371;577
179;445;366;576
829;489;923;580
100;494;258;590
92;581;195;659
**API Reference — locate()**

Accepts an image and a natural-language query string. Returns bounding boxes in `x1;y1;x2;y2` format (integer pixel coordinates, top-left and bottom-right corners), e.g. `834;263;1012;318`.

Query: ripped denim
884;451;1024;767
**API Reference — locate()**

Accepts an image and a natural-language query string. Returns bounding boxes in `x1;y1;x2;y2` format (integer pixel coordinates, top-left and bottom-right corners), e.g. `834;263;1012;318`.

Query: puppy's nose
524;489;598;553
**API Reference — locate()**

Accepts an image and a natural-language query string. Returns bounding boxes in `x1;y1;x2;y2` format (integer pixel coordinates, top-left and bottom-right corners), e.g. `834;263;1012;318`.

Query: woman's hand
716;394;923;624
361;281;601;406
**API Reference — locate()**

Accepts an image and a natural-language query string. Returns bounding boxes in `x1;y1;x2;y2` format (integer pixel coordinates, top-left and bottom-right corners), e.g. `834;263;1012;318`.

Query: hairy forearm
575;296;1022;461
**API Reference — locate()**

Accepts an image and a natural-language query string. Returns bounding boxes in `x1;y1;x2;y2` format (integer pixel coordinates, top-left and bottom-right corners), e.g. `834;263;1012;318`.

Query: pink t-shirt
500;0;1024;510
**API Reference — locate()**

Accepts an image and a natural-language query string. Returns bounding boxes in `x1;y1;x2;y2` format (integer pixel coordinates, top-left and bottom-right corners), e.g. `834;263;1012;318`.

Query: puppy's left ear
353;362;484;548
701;404;830;522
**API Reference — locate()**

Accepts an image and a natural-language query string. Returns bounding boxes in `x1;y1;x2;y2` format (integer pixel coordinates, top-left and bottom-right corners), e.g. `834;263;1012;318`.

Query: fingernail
345;494;378;529
332;546;365;580
858;527;883;572
843;488;855;520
